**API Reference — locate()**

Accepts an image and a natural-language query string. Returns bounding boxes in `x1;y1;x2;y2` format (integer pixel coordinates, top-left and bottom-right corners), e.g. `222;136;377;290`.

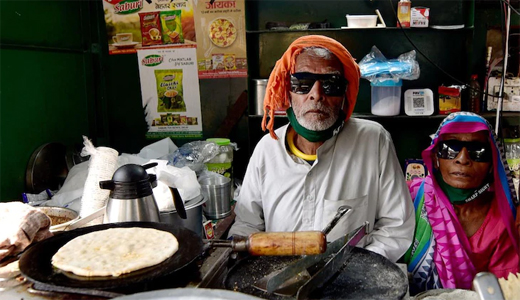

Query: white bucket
371;79;402;116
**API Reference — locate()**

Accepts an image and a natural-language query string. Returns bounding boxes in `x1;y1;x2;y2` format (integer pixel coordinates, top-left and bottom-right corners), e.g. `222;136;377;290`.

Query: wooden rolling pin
210;205;352;256
232;231;327;256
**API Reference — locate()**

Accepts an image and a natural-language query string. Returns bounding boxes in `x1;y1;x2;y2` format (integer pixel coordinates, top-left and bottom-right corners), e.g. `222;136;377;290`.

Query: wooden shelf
246;26;474;34
248;112;520;119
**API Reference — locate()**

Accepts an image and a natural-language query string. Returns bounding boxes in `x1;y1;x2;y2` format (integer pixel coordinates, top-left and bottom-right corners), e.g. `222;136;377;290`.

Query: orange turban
261;35;360;139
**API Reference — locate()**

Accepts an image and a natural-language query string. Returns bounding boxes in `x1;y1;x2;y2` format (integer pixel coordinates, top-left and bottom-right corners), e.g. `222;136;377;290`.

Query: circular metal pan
19;222;203;291
25;143;68;194
224;247;408;300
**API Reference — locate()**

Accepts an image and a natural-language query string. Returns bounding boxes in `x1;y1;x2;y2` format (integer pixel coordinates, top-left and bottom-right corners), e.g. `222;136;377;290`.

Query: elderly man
229;35;414;262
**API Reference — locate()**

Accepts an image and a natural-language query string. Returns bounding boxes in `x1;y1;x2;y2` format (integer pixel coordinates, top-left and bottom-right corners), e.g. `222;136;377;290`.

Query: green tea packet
160;10;184;44
155;69;186;112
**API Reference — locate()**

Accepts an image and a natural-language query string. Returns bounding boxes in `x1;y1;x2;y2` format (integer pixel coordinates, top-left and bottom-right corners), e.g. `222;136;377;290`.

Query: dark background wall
0;0;518;202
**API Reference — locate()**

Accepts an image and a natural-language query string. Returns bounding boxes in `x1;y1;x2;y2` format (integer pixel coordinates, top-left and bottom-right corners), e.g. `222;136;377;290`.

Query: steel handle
473;272;505;300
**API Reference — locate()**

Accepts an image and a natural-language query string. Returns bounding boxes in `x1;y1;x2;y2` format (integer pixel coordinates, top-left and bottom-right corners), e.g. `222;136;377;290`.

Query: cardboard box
411;7;429;28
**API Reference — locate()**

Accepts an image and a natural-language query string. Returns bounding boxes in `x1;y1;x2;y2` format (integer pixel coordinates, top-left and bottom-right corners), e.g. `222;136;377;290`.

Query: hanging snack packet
160;10;184;44
139;12;163;46
155;69;186;112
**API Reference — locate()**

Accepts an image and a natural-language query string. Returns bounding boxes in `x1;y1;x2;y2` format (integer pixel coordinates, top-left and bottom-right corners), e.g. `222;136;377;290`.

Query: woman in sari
405;112;519;294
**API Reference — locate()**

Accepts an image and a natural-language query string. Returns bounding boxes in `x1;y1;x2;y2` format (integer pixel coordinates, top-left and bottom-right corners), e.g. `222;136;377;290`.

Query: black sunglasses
436;140;492;163
290;72;347;97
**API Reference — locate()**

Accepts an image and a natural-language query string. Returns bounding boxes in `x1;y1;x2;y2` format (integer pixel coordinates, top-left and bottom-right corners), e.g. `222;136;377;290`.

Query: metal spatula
473;272;506;300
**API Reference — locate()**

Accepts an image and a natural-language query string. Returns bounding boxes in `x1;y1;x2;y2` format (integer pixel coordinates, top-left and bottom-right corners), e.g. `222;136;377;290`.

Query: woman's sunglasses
436;140;492;162
290;72;347;97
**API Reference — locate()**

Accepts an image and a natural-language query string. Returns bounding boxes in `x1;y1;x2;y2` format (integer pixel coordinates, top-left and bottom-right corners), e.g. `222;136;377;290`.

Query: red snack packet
139;11;163;46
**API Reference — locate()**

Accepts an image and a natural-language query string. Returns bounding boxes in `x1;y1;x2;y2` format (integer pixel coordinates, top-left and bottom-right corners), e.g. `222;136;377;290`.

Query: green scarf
286;107;345;143
434;171;490;205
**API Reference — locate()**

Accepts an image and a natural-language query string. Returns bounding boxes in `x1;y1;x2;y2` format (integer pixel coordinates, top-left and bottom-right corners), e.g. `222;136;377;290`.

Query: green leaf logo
142;55;163;67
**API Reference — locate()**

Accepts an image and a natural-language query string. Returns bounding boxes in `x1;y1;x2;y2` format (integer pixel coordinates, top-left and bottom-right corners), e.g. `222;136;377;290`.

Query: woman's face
437;131;492;189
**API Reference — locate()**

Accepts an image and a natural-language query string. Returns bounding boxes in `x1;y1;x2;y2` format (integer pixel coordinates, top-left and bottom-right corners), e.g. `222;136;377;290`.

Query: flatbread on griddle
51;227;178;277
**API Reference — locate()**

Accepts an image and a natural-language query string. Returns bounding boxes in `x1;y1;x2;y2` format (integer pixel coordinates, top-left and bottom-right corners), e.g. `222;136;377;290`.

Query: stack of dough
498;272;520;300
52;227;178;277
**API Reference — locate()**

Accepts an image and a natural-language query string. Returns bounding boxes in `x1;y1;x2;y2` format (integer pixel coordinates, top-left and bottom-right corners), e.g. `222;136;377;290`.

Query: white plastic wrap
151;161;201;212
79;136;118;223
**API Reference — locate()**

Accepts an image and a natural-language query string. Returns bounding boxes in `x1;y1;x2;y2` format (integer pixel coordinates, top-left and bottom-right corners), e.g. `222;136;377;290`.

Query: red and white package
411;7;429;28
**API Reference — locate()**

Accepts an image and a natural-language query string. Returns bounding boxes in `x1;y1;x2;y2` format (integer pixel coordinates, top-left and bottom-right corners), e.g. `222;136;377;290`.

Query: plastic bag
166;141;220;173
359;46;420;83
152;162;201;212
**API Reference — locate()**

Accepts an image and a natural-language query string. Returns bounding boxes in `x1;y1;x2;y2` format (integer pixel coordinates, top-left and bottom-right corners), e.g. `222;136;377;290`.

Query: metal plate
224;247;408;300
19;222;203;291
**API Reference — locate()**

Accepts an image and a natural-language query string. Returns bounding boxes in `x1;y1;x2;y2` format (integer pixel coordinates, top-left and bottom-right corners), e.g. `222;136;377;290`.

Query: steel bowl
36;206;79;232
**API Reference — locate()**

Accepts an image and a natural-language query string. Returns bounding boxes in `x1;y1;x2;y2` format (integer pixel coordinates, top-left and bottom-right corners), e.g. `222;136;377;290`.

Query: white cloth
229;119;415;262
0;202;53;261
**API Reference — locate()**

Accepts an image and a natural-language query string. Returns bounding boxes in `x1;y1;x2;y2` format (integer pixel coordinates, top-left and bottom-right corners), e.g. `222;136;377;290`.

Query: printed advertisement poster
194;0;247;78
137;48;203;138
102;0;196;55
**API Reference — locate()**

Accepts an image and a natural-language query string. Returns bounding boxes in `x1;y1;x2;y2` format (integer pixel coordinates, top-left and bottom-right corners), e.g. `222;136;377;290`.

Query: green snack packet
160;10;184;44
154;69;186;112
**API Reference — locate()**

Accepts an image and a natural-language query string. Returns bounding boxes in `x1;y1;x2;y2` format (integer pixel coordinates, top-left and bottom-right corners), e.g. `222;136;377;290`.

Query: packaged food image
205;59;213;70
438;85;462;114
209;18;237;48
405;159;427;182
139;12;163;46
160;114;168;125
197;60;206;71
180;115;187;125
187;117;193;125
160;10;184;44
235;58;247;69
173;114;181;125
212;53;225;70
167;114;174;125
223;54;236;70
191;117;198;125
154;69;186;112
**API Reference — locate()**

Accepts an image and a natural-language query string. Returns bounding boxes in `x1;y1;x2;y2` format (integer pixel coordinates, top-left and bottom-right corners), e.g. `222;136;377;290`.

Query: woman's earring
436;159;440;168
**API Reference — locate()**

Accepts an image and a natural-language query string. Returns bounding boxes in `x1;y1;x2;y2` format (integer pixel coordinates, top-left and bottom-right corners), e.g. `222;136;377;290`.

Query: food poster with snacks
137;48;203;138
194;0;247;78
102;0;197;55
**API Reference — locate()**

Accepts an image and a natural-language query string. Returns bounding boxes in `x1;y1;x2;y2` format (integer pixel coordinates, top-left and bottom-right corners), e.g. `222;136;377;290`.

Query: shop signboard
102;0;197;55
137;48;203;138
194;0;247;78
102;0;247;78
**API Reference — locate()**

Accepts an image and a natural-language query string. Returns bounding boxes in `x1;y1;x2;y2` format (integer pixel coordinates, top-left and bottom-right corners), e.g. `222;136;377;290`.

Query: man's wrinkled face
436;131;492;189
290;50;345;131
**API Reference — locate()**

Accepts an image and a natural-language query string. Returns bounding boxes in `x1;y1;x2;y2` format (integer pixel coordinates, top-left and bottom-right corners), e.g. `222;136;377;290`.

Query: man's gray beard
294;103;339;131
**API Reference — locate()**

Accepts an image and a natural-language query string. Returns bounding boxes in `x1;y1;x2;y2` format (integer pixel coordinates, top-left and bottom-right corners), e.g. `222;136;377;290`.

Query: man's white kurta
229;118;415;262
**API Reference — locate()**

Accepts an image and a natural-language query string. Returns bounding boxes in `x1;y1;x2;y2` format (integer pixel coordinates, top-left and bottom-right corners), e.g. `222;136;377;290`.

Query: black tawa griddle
224;247;408;300
19;222;203;297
